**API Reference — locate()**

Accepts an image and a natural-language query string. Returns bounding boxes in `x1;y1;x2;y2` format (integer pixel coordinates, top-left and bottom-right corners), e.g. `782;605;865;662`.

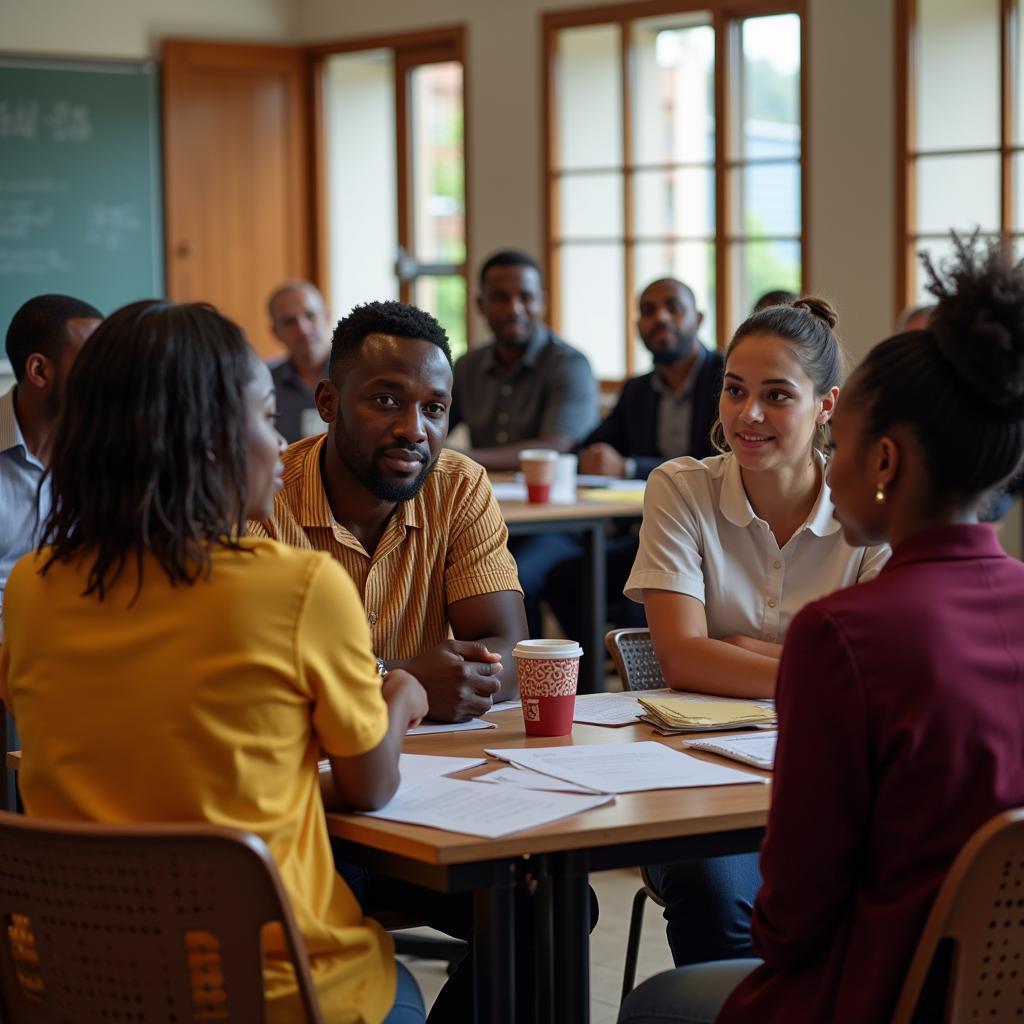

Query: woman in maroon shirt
619;236;1024;1024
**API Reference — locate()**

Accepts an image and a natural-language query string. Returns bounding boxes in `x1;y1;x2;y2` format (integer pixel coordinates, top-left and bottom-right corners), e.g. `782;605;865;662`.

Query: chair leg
621;886;648;1004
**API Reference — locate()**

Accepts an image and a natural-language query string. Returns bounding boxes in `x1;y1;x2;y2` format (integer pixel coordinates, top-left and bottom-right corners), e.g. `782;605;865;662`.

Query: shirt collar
296;433;423;532
483;326;550;374
719;448;840;537
883;523;1006;572
650;344;707;399
0;386;43;469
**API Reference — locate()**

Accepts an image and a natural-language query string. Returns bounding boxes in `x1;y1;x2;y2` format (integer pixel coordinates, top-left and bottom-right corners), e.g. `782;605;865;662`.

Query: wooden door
162;41;312;358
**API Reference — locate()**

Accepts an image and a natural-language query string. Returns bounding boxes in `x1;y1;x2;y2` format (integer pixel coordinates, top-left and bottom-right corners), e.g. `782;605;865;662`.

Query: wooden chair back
604;628;666;691
891;807;1024;1023
0;813;324;1023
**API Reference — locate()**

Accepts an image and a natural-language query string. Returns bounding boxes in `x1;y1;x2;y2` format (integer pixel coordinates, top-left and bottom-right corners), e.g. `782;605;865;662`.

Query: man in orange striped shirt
251;300;527;723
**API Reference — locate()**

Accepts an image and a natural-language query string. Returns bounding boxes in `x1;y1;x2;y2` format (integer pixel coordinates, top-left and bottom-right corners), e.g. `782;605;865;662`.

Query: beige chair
605;628;670;1001
0;812;324;1023
891;807;1024;1023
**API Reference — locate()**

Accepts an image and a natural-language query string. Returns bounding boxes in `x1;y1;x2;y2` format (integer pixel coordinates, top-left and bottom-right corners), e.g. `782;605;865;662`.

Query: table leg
580;522;607;694
553;853;590;1023
472;878;516;1024
532;867;555;1024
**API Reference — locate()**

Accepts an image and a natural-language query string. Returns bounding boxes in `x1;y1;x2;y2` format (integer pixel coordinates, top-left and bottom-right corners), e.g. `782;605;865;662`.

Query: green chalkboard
0;57;164;366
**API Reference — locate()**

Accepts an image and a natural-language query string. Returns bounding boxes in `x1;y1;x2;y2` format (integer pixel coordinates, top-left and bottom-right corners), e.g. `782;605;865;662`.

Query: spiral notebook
683;731;777;771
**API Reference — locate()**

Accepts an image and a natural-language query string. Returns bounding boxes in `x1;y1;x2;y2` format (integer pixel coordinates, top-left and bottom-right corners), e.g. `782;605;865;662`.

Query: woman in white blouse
625;297;887;700
623;296;888;966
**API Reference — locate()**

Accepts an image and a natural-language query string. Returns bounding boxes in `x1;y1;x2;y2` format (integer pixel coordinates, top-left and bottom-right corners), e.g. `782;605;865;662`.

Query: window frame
895;0;1019;314
542;0;808;379
309;26;470;348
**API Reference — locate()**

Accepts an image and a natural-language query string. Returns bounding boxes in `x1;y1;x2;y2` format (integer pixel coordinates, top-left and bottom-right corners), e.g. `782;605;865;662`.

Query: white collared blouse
624;452;889;643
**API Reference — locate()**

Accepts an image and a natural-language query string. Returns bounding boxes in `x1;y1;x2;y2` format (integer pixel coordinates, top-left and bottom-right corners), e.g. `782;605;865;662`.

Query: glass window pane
559;244;626;379
632;17;714;166
916;153;1000;233
917;0;999;150
410;62;465;263
634;168;714;238
910;234;1001;302
559;173;623;240
730;240;801;332
323;50;398;317
731;162;801;236
1016;154;1024;232
412;275;467;358
633;241;717;352
738;15;801;160
556;25;622;170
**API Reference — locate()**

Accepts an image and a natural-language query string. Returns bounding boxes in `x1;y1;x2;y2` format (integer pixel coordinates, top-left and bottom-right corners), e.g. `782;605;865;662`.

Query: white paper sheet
399;753;487;777
490;481;528;502
473;765;598;794
484;740;767;793
487;698;523;713
572;692;645;726
684;732;777;770
360;776;614;837
406;718;497;736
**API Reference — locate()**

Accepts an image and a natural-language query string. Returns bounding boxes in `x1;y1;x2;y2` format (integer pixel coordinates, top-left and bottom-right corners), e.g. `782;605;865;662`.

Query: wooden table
499;493;644;694
326;706;770;1024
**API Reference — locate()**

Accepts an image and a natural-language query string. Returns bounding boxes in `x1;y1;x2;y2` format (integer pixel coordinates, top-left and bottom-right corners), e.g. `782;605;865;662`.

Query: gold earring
873;484;886;505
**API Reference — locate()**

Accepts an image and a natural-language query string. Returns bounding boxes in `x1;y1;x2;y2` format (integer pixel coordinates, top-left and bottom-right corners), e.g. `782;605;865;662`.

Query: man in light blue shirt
1;294;102;635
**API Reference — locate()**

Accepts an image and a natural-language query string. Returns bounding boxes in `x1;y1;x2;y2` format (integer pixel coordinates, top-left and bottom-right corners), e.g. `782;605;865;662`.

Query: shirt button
367;611;379;625
773;560;782;570
500;385;513;397
497;431;509;443
767;599;777;609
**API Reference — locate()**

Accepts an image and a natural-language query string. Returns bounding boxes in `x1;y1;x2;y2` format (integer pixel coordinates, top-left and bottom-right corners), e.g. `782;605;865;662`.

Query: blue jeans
618;959;760;1024
645;853;761;966
383;961;426;1024
509;533;582;637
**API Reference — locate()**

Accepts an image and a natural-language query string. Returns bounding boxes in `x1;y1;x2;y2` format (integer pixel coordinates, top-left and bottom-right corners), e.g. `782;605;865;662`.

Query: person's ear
875;435;899;489
315;379;339;424
817;385;839;424
695;310;705;331
22;352;54;393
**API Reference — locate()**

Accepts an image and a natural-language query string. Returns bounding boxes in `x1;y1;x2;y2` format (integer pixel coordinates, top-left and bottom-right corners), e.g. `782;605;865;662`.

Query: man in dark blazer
577;277;723;479
544;278;724;642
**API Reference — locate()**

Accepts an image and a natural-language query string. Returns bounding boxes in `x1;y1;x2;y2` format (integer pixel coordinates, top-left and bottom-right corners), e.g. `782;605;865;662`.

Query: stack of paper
637;696;776;734
484;741;766;793
474;765;599;794
359;777;614;838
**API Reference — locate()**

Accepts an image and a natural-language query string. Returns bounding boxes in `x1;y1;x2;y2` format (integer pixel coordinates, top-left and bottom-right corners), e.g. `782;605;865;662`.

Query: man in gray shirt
266;280;332;444
449;250;598;471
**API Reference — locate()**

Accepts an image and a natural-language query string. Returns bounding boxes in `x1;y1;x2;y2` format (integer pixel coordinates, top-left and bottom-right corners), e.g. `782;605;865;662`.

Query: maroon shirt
719;524;1024;1023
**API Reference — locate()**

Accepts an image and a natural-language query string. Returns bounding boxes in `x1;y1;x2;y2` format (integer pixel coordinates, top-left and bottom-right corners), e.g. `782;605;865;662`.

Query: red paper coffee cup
520;449;558;505
513;639;583;737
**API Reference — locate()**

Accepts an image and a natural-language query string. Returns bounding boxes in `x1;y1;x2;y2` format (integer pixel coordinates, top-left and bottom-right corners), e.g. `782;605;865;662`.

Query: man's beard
363;456;434;502
650;329;698;366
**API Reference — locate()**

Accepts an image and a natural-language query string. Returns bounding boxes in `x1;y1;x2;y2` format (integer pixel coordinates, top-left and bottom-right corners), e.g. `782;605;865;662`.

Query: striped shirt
249;434;522;662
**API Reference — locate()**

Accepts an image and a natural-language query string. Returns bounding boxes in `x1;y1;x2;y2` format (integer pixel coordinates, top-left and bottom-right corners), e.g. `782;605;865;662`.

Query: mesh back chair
604;628;666;693
0;812;324;1023
604;628;669;1001
891;807;1024;1024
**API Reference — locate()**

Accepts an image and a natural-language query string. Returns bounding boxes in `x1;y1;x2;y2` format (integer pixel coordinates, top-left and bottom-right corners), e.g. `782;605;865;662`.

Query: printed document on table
487;698;523;713
684;732;776;771
473;765;599;794
399;754;487;777
572;692;645;726
407;718;497;736
484;740;767;793
360;776;614;838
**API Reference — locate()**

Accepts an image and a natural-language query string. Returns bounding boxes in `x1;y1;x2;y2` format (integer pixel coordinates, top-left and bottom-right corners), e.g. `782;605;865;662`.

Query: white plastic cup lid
513;639;583;660
519;449;559;463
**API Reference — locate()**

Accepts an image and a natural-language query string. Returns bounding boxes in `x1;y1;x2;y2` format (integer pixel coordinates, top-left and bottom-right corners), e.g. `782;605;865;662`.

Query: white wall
2;0;293;59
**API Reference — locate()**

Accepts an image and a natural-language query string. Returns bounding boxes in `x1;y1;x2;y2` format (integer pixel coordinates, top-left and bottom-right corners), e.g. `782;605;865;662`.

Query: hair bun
792;296;838;331
923;236;1024;419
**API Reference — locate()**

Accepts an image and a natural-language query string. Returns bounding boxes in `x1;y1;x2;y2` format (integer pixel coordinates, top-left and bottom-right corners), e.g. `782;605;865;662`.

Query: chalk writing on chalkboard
0;101;92;143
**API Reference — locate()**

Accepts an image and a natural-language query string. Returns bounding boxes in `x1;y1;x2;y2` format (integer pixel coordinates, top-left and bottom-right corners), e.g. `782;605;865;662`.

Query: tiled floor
399;867;675;1023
